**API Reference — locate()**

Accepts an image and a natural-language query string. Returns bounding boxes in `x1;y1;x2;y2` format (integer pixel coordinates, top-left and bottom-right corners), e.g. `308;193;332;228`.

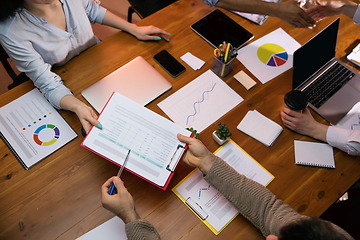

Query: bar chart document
158;70;243;132
0;88;77;169
81;92;191;190
173;139;274;234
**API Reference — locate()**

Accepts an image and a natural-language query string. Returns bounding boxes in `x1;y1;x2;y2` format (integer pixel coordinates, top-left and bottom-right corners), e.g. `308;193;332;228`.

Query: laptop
293;18;360;125
81;56;172;113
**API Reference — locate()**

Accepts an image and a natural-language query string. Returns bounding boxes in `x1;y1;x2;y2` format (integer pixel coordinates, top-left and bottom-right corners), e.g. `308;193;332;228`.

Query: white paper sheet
158;70;243;132
237;28;301;84
76;217;126;240
0;88;77;169
82;92;191;187
335;101;360;130
181;52;205;70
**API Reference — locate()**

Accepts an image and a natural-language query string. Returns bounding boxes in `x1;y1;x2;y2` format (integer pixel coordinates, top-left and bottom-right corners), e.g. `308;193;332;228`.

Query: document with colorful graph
158;70;243;132
172;139;274;235
237;28;301;84
0;88;77;169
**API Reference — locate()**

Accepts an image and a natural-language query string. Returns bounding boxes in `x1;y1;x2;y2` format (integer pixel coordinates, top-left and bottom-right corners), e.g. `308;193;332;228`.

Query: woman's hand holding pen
177;134;216;175
101;177;140;224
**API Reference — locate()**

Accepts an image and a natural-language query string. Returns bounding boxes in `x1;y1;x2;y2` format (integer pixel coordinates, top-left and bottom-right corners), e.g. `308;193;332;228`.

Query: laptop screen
292;18;339;89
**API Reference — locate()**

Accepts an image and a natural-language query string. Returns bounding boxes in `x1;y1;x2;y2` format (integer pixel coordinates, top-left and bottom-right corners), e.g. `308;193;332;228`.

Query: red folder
81;92;192;190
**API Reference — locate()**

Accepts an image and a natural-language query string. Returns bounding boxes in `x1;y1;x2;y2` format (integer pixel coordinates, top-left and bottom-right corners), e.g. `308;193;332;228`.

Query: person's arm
82;0;170;41
101;177;161;240
101;11;171;41
210;0;316;28
280;107;328;141
177;134;302;236
327;126;360;156
305;0;359;22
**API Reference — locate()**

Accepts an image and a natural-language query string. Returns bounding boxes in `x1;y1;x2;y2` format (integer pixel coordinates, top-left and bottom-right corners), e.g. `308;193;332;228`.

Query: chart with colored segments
257;43;288;67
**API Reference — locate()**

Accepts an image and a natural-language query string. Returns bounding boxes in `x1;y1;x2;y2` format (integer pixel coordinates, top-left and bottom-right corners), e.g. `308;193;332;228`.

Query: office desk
1;0;360;239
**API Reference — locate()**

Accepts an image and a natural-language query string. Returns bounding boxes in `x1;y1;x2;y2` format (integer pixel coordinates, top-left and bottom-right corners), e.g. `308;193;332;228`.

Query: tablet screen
191;9;254;49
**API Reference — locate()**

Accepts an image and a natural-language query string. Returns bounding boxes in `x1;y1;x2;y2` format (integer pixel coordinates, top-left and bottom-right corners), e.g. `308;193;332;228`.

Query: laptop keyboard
303;62;355;108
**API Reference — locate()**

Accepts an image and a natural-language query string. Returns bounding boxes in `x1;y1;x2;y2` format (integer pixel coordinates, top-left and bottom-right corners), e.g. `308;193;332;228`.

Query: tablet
191;9;254;49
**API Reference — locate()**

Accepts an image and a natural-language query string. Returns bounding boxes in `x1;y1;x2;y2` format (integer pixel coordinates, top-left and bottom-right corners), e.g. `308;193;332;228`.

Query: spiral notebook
294;140;335;169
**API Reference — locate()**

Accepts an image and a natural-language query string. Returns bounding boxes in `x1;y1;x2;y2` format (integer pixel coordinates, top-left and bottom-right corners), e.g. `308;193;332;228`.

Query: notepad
237;110;283;147
294;140;335;168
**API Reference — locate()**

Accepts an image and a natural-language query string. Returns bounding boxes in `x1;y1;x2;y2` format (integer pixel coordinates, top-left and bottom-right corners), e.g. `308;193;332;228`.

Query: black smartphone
153;50;186;77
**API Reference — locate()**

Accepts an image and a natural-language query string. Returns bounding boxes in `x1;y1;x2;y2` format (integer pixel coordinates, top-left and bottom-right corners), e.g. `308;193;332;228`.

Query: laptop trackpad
317;84;360;124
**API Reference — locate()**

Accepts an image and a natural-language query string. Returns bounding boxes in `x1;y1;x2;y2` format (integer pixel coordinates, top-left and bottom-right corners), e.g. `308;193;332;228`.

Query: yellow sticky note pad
233;70;257;90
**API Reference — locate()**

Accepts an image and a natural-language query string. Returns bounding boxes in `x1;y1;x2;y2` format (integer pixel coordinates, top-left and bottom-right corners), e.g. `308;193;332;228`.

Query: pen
108;149;131;195
224;43;230;63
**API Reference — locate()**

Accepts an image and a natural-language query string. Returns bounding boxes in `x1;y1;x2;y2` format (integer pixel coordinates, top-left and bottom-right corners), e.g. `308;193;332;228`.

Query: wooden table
1;0;360;239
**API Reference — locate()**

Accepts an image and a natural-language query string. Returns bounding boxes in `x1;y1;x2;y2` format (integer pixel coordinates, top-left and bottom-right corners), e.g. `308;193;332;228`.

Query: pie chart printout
257;43;288;67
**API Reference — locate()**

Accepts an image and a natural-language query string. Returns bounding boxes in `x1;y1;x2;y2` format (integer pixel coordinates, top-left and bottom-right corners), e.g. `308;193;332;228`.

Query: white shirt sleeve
326;126;360;156
352;4;360;25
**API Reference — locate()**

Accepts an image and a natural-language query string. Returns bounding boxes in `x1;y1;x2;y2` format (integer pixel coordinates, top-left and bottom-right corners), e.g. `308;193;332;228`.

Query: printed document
82;92;191;188
158;70;243;132
0;88;77;169
173;139;274;234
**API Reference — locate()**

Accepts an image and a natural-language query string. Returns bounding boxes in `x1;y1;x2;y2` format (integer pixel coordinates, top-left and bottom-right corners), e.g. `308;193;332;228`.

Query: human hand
132;25;171;41
280;106;328;141
276;0;316;28
60;95;102;134
101;177;139;224
73;103;102;134
305;0;357;21
177;134;216;175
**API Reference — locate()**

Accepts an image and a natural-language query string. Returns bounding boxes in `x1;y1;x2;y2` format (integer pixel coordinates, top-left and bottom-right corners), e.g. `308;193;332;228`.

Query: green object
215;122;231;140
186;127;199;139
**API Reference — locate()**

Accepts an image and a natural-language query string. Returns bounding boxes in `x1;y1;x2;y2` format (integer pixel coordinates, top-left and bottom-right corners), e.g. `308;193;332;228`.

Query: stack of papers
347;43;360;68
180;52;205;70
237;110;283;147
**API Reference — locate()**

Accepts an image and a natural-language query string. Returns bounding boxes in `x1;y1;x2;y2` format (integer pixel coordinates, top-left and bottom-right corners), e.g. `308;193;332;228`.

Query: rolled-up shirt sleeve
82;0;107;24
353;4;360;25
327;126;360;156
202;0;219;7
0;35;72;109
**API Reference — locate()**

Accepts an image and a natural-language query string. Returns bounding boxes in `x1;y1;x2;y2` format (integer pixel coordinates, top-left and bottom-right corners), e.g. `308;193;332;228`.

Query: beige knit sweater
125;158;353;239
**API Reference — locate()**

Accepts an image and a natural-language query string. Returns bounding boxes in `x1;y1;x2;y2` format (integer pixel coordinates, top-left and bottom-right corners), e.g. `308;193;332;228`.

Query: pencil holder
211;55;235;78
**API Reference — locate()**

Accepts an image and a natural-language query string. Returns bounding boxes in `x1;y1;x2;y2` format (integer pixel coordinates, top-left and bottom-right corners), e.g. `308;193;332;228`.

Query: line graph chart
158;70;243;132
186;82;216;126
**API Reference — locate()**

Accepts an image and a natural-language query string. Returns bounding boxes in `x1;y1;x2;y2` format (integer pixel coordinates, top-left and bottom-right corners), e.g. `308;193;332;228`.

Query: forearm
125;219;161;240
215;0;281;16
203;158;301;236
101;10;137;35
59;95;87;112
340;1;358;18
307;122;329;142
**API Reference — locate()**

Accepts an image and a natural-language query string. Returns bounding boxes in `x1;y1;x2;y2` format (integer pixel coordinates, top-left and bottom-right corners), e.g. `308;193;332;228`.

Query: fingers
177;133;194;144
101;177;114;196
113;177;125;192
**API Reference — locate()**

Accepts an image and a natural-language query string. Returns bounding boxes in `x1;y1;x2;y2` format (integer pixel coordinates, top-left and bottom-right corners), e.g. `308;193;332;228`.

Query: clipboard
172;168;238;235
172;139;274;234
81;92;192;190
